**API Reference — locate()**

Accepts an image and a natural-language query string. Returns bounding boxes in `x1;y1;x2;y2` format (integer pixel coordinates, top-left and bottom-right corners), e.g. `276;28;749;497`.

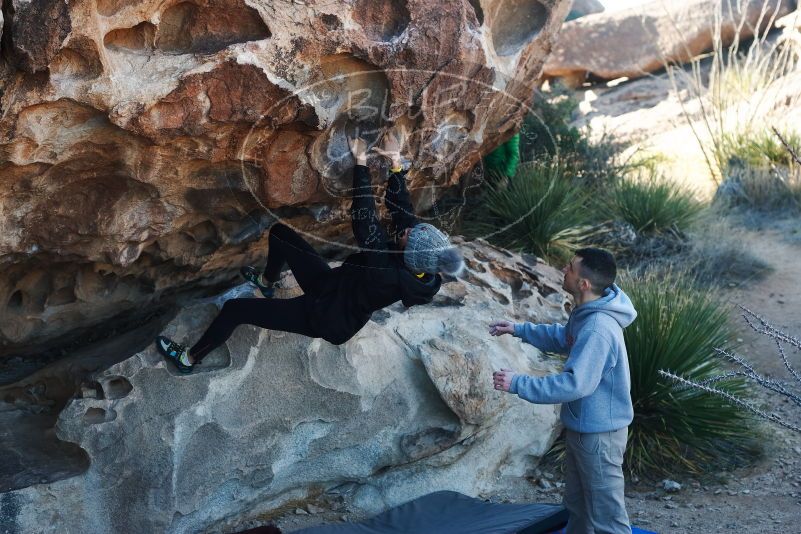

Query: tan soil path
620;226;801;533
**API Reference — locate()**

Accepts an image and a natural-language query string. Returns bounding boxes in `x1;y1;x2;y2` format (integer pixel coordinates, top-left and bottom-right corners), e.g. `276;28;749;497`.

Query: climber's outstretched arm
385;167;418;233
347;136;390;256
373;127;417;233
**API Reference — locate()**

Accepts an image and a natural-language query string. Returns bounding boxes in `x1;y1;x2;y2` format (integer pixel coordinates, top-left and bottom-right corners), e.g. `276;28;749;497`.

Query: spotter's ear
579;277;593;292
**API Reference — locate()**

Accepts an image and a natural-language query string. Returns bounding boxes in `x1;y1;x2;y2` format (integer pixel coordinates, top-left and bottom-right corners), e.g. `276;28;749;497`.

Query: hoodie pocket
576;431;600;454
566;399;581;421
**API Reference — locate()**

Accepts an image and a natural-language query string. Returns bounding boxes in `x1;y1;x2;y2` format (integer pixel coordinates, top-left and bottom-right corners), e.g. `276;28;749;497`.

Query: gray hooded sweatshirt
509;284;637;433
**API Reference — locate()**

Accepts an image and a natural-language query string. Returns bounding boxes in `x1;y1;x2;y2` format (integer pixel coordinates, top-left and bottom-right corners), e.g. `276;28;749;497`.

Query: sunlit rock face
567;0;604;20
0;240;571;533
0;0;571;354
544;0;795;86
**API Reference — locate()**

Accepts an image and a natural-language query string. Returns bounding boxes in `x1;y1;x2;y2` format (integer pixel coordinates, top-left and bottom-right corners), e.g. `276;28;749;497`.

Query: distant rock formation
544;0;796;86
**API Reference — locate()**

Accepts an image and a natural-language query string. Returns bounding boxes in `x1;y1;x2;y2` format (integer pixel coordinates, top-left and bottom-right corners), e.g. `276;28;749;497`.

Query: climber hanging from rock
155;127;465;373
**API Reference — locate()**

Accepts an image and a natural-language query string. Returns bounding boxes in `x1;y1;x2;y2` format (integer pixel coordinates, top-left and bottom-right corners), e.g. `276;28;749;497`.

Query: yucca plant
605;173;704;234
465;159;590;263
623;272;761;476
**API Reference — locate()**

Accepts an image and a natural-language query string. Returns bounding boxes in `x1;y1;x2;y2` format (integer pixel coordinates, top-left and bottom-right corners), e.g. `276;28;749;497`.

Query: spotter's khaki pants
564;427;631;534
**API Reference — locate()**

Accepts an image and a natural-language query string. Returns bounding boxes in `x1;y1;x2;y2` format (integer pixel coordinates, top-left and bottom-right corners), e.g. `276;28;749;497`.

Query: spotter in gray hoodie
510;284;637;433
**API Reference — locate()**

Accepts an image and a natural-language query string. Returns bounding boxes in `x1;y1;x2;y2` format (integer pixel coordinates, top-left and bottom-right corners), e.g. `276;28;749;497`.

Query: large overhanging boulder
0;0;572;356
0;240;571;533
543;0;796;86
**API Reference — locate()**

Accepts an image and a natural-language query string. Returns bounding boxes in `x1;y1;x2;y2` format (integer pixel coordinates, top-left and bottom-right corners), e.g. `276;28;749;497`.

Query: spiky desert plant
715;128;801;171
714;128;801;211
465;159;590;263
624;272;760;476
667;0;800;182
605;172;704;235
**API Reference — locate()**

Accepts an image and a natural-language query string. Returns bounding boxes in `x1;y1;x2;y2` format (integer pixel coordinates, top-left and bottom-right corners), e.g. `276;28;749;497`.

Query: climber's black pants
262;223;333;289
190;224;330;362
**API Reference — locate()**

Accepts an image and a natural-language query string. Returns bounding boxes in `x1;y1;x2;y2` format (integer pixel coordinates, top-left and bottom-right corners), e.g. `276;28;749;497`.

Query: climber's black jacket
305;165;442;345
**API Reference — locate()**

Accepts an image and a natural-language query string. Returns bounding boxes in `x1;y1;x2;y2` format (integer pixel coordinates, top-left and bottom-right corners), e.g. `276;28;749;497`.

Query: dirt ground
618;228;801;534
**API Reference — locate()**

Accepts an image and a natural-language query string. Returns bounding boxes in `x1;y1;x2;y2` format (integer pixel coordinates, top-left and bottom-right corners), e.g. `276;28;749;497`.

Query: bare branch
658;370;801;433
661;306;801;432
740;305;801;350
776;339;801;387
772;126;801;167
714;347;759;376
672;371;745;391
712;347;801;406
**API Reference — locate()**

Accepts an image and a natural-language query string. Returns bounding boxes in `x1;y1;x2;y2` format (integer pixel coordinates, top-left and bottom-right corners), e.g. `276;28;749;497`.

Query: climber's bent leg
263;223;332;295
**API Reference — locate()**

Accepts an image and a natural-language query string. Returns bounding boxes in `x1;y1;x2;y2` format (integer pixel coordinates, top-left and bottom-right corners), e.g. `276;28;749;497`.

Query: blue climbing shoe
155;336;193;374
241;266;277;298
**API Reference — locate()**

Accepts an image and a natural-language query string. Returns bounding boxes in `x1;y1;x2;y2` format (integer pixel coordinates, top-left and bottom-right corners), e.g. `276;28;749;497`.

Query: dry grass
667;1;801;183
715;162;801;212
620;213;772;289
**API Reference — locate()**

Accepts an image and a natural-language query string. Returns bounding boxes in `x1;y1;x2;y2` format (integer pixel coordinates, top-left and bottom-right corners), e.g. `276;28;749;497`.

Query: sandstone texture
0;0;571;355
543;0;796;85
0;240;571;533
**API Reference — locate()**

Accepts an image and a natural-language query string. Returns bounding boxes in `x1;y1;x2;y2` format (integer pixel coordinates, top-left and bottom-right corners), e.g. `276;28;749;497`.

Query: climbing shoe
155;336;193;374
241;266;277;298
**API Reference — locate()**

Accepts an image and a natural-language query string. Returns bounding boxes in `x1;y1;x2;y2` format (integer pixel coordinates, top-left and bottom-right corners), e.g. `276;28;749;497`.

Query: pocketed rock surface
0;239;575;533
0;0;571;353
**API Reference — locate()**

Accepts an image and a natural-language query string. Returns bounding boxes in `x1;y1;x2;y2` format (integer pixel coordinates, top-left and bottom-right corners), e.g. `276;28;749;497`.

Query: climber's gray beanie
404;223;465;276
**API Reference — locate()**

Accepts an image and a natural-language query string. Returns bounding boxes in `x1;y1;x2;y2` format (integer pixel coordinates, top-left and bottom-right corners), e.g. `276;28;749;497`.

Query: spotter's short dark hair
575;248;617;295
